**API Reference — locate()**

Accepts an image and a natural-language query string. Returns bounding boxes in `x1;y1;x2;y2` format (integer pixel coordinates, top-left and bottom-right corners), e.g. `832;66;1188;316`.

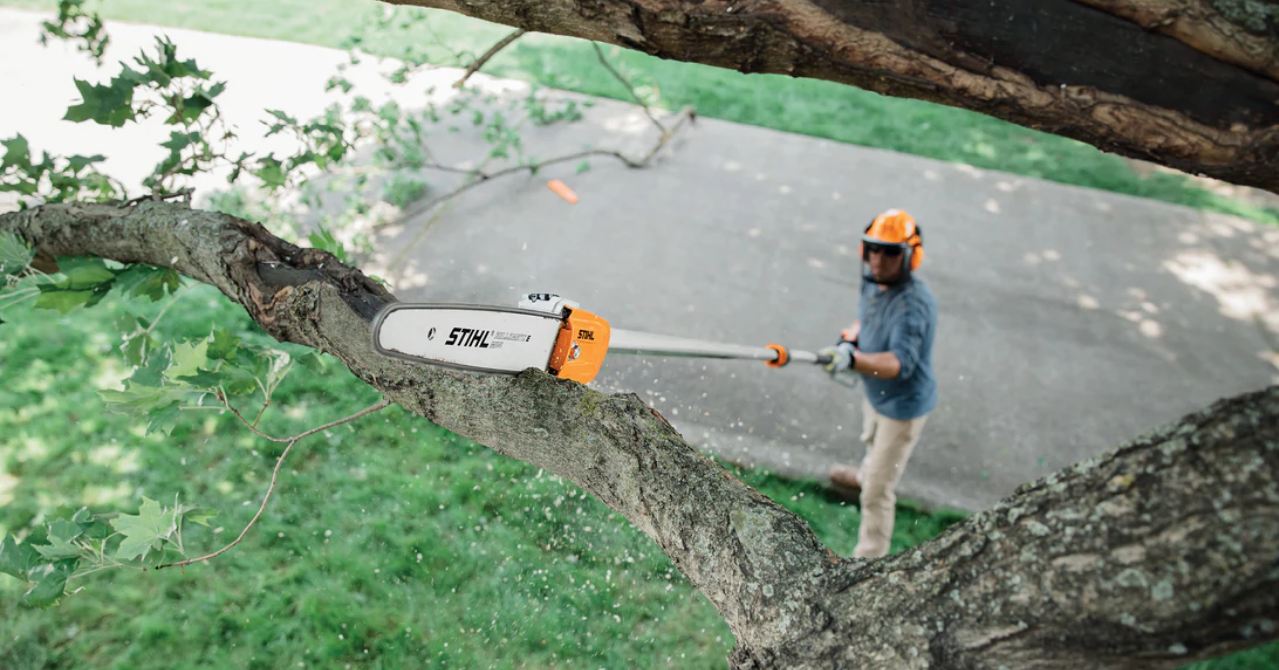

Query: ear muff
907;223;924;271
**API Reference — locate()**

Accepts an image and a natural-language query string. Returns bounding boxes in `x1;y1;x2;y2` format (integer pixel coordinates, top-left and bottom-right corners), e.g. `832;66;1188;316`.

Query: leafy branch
155;397;392;570
40;0;109;64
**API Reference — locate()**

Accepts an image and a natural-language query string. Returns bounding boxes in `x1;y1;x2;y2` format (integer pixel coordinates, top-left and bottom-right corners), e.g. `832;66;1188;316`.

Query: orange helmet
859;209;925;281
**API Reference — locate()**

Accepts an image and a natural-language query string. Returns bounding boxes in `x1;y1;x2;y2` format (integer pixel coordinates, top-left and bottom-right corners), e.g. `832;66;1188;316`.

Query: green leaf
1;134;32;171
58;257;116;289
144;402;183;436
165;91;217;125
111;497;176;561
99;381;192;435
63;76;137;127
306;227;348;262
177;369;224;389
65;154;106;173
127;346;171;387
22;563;72;607
121;331;154;365
34;537;80;561
0;534;42;580
114;265;181;301
159;130;199;153
207;327;240;361
263;349;293;395
325;76;353;94
167;337;209;380
253;155;286;191
183;508;214;527
576;160;591;174
131;36;211;86
48;518;84;544
32;257;117;312
212;363;259;396
34;288;96;313
0;231;34;276
297;351;328;373
72;508;112;540
266;109;298;126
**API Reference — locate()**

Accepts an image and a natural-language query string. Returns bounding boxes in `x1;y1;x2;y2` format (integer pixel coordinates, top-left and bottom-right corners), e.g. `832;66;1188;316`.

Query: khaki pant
854;396;928;558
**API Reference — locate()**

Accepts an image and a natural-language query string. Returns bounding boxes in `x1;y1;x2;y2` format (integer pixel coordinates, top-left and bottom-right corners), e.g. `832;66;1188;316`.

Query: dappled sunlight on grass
0;283;976;667
0;469;17;506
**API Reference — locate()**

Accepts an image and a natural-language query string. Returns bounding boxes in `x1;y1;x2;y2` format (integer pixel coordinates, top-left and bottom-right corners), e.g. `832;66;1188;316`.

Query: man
820;209;938;559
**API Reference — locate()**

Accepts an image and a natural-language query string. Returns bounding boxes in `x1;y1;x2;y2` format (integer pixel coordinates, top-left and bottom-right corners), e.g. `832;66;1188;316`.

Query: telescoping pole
608;329;832;368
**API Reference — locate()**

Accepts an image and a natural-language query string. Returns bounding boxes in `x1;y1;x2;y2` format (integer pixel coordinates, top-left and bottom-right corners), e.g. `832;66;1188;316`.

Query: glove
819;341;856;375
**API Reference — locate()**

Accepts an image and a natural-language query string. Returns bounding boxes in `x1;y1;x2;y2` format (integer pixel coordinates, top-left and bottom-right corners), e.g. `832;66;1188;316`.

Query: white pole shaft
608;328;827;364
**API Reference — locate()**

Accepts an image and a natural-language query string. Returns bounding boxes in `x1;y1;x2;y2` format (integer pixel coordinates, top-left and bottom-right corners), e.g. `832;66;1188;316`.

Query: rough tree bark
3;201;1276;668
380;0;1279;194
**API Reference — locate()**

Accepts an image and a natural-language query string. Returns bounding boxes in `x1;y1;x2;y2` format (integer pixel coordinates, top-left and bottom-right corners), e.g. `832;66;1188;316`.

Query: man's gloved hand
819;341;856;375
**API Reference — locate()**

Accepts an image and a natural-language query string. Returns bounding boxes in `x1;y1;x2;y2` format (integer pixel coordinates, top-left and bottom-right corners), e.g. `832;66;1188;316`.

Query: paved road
377;86;1279;512
3;8;1275;511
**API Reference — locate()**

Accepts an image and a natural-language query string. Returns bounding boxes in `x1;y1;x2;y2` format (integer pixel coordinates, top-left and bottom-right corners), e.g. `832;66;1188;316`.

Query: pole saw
373;293;853;385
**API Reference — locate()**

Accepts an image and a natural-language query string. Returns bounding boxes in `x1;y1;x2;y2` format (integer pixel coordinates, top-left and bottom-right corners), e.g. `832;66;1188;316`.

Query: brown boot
829;464;862;499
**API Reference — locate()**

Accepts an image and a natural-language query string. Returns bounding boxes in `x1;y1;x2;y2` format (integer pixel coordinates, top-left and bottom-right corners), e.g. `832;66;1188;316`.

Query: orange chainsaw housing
548;307;611;383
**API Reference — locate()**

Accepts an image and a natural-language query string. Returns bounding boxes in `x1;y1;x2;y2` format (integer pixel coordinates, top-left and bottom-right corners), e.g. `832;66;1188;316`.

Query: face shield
860;238;912;285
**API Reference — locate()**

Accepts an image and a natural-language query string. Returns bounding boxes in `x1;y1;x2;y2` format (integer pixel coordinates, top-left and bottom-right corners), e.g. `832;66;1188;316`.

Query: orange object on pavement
546;179;579;204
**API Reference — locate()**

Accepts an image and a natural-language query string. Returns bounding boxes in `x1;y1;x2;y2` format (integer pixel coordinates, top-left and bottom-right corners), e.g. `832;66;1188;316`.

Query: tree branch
454;28;527;88
592;42;666;134
155;397;392;570
380;0;1279;193
0;201;832;650
3;202;1276;666
385;106;694;229
739;386;1279;668
1073;0;1279;81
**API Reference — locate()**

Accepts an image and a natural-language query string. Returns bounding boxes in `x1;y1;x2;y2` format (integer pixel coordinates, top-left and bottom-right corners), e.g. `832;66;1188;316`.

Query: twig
155;397;392;570
406;108;691;214
382;106;695;238
454;29;527;88
592;43;665;134
141;288;185;337
116;188;194;209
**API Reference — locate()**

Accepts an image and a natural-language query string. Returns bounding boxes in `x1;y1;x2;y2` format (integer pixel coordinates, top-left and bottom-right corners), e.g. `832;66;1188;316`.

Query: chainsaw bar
372;303;611;382
373;297;833;384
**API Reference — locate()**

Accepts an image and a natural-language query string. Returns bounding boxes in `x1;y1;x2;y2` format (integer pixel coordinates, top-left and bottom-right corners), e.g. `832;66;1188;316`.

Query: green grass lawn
3;281;1277;667
2;0;1277;227
0;283;966;669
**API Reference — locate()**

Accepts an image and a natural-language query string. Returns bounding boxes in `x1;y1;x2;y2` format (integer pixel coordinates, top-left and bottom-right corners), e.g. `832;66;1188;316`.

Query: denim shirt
857;277;938;420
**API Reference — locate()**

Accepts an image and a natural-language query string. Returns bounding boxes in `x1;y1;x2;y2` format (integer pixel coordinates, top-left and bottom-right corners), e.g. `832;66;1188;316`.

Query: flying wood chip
546;179;579;204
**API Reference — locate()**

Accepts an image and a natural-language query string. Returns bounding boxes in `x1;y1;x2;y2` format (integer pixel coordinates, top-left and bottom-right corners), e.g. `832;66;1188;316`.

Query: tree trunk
382;0;1279;194
3;201;1277;667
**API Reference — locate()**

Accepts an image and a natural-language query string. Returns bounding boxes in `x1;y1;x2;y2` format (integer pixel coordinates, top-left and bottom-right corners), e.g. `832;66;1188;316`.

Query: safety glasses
864;243;904;257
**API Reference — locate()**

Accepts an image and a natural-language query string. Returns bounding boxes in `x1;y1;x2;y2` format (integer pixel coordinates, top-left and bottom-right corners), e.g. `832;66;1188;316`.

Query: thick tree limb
1075;0;1279;81
739;387;1279;668
381;0;1279;193
3;201;1276;667
0;201;833;651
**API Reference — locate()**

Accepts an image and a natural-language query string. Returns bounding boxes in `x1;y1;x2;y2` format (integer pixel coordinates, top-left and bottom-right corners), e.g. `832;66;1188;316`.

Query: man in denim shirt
821;209;937;558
